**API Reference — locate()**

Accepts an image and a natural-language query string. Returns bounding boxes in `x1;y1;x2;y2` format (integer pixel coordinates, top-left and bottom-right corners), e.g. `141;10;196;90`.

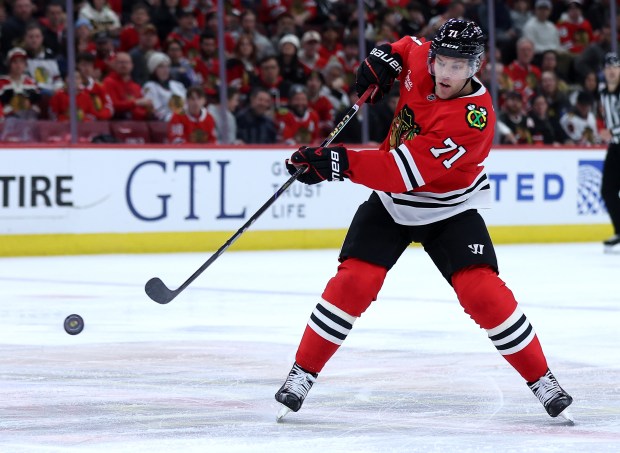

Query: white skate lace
283;367;316;398
531;373;562;406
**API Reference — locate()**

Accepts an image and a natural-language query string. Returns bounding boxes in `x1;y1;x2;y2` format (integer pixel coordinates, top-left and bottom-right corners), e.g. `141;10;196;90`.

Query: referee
599;52;620;252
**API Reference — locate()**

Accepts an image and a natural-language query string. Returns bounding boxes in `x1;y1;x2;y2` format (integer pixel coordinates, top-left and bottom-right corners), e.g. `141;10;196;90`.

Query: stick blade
145;277;176;304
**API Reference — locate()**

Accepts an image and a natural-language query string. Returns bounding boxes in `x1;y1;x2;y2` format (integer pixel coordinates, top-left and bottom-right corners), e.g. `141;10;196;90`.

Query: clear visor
429;54;477;79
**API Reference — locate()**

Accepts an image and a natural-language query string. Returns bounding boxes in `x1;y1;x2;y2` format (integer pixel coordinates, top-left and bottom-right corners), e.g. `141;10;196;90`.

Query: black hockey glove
286;145;350;185
356;44;403;104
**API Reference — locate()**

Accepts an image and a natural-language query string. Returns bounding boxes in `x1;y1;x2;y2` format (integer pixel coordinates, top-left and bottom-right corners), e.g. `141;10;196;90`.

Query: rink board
0;146;611;255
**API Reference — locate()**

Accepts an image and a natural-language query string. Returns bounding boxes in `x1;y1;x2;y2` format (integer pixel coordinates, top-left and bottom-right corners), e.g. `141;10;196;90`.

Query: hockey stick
145;85;377;304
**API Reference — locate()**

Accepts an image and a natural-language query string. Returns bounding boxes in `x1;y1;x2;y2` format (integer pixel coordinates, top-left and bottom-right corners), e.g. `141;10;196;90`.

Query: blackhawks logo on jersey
389;105;421;148
466;104;488;131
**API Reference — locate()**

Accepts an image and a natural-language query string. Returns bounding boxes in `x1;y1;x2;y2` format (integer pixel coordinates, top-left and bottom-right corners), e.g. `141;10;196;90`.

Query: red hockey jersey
168;107;216;144
346;38;495;225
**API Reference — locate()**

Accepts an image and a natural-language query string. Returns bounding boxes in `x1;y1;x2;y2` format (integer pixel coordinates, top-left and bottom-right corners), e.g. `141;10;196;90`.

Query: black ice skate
527;369;574;422
275;362;317;421
603;234;620;253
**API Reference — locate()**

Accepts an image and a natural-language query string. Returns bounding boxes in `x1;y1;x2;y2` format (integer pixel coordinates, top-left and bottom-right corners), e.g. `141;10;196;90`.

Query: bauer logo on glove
286;145;350;185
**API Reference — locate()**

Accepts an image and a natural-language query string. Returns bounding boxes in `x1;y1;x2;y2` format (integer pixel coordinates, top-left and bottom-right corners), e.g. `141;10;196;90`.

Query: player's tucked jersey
346;38;495;225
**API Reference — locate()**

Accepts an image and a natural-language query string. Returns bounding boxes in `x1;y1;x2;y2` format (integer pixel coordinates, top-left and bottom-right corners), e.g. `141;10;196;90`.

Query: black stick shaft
145;85;376;303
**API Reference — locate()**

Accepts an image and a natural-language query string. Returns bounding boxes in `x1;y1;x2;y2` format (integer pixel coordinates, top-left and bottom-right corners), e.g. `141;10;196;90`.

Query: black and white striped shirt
600;85;620;144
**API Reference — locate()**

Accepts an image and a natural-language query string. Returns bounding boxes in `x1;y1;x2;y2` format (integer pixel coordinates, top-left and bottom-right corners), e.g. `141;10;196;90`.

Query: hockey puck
64;314;84;335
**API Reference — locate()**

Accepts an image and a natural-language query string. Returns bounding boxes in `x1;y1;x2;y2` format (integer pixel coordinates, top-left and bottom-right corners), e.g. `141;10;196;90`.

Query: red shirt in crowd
168;107;217;143
102;71;148;120
49;79;114;121
557;18;595;54
277;108;321;145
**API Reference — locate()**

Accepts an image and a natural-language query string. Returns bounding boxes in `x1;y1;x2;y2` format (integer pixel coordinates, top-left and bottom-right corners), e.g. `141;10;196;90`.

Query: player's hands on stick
356;44;403;104
285;145;350;185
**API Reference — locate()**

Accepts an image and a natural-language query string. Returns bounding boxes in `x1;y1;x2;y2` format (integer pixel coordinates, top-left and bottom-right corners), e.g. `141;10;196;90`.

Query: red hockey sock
295;258;387;374
452;265;548;382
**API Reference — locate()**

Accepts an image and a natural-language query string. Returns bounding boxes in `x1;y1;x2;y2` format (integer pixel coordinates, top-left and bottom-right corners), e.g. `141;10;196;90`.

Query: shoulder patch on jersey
389;105;422;148
465;104;488;131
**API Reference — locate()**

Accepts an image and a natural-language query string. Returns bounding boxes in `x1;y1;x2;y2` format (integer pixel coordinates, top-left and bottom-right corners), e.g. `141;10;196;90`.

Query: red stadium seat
38;121;70;143
78;121;112;143
148;121;169;143
0;118;40;142
110;121;151;144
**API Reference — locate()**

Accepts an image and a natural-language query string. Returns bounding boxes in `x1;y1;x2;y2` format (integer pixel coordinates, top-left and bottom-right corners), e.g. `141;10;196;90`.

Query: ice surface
0;243;619;452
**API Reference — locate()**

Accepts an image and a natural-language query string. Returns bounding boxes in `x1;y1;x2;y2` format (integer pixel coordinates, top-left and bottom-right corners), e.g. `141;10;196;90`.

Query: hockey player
599;52;620;252
276;19;574;422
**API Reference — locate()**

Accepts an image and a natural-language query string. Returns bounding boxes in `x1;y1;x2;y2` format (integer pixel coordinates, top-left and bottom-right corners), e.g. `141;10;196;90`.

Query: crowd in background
0;0;617;145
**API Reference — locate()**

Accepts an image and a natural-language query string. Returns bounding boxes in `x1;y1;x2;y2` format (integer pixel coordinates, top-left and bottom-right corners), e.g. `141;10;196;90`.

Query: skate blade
276;404;291;422
604;246;620;254
558;408;575;425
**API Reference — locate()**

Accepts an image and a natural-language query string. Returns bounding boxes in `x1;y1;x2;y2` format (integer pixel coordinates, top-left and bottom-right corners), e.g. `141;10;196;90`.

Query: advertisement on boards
0;147;608;235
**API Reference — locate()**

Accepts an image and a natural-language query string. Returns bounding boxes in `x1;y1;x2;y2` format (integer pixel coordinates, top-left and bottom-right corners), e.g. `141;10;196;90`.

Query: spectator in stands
235;10;275;59
420;0;465;40
298;30;328;73
227;34;259;98
193;30;221;98
338;36;361;90
207;87;241;144
0;47;41;119
235;87;278;144
103;51;153;120
168;86;216;144
400;1;427;37
79;0;121;37
192;0;216;30
269;12;300;50
93;31;116;80
151;0;182;44
166;9;200;59
569;70;600;108
166;39;199;88
522;0;562;56
539;49;570;91
560;90;600;145
277;84;321;145
49;67;114;122
277;34;306;87
322;59;350;112
118;3;151;52
75;51;113;119
202;9;236;57
143;51;186;121
372;8;402;44
129;24;159;86
0;0;35;56
499;90;532;144
319;22;342;61
556;0;594;55
39;1;67;59
23;23;63;97
503;37;541;104
254;55;292;111
75;17;95;57
477;0;518;61
509;0;533;36
306;70;335;137
288;0;319;27
539;70;571;143
572;24;614;82
527;94;557;144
